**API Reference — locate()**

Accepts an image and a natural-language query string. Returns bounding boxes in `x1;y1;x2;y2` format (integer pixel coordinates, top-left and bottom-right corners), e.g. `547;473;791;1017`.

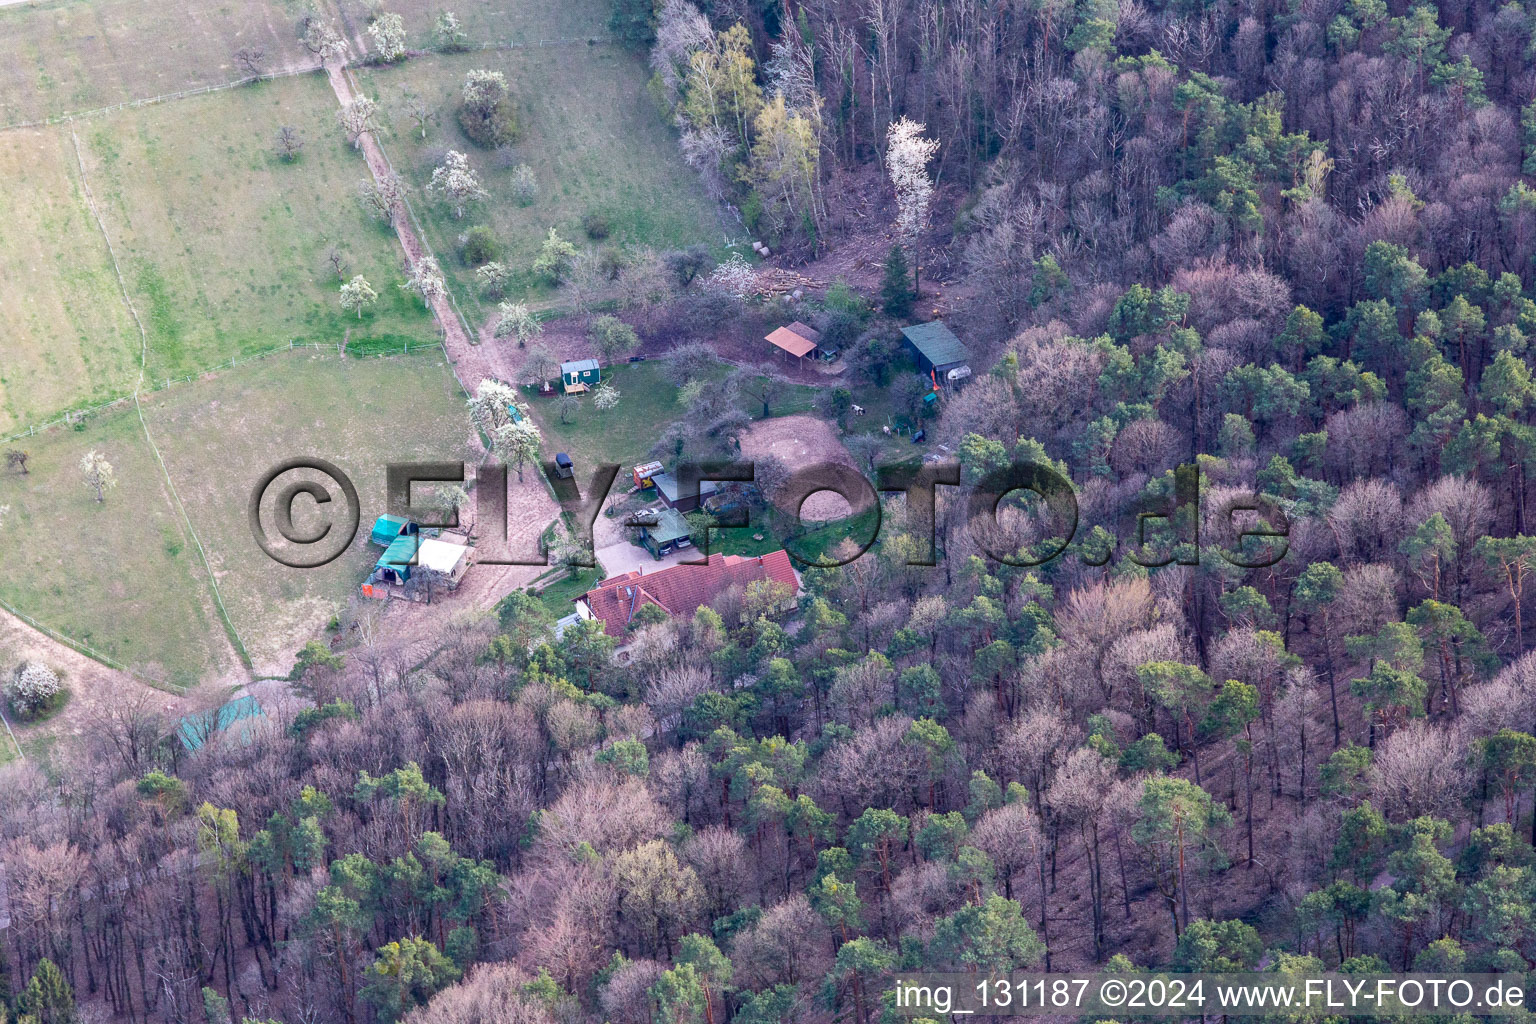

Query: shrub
460;225;500;266
582;211;612;240
458;69;519;148
5;661;63;721
511;164;539;206
532;227;578;283
597;245;625;280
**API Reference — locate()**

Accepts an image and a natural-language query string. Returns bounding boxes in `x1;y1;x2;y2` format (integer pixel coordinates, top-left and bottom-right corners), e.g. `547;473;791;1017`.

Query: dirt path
322;62;565;637
0;605;187;756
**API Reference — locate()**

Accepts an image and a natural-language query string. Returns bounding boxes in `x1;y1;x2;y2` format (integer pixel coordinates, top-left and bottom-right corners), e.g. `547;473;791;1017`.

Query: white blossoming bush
707;253;757;299
5;661;63;721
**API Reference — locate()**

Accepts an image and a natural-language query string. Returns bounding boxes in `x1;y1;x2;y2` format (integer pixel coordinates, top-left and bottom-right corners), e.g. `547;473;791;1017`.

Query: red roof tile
578;551;799;637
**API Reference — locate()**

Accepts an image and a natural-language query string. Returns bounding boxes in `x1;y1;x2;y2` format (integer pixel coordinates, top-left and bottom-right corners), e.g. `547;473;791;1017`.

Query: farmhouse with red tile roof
575;551;799;638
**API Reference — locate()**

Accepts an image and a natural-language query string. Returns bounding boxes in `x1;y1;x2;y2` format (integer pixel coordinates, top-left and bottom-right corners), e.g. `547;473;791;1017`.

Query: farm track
0;34;587;714
322;59;566;642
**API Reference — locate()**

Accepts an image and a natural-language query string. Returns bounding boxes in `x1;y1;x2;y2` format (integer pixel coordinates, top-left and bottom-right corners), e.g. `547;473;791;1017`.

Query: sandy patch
737;414;867;522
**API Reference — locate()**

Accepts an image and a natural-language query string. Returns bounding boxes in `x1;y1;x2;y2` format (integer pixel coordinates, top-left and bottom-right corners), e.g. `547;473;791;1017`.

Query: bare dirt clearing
737;414;865;522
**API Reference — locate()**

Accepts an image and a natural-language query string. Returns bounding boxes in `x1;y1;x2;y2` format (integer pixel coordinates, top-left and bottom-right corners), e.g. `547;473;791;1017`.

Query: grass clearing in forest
139;351;475;676
529;567;602;617
75;72;440;384
520;359;733;470
0;0;308;126
360;47;726;322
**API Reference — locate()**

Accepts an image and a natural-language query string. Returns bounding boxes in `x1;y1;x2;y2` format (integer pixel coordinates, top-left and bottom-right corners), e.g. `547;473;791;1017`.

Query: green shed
900;321;973;382
375;533;422;583
561;358;601;394
370;514;418;547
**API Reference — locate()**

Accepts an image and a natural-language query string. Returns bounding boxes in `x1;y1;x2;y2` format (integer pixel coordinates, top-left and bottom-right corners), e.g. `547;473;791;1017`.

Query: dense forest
6;0;1536;1020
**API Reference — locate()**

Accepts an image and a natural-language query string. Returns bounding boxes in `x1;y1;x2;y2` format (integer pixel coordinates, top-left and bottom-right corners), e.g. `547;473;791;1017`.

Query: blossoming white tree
468;379;521;435
593;381;622;412
403;255;447;306
5;662;60;719
80;449;116;503
337;97;385;150
367;12;407;61
707;253;756;299
339;275;377;318
886;117;940;292
428;151;488;219
493;420;542;482
493;302;542;346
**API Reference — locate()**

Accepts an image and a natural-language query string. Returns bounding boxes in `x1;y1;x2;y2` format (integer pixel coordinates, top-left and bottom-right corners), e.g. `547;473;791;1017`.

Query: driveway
595;537;698;579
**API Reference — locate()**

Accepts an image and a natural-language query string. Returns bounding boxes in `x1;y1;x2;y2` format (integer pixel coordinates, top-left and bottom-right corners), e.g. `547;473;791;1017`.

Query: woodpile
754;267;825;298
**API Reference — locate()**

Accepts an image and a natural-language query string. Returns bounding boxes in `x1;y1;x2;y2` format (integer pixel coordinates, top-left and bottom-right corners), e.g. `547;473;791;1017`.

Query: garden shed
765;321;821;362
652;471;718;513
369;536;471;590
901;321;972;383
561;358;600;394
370;514;419;547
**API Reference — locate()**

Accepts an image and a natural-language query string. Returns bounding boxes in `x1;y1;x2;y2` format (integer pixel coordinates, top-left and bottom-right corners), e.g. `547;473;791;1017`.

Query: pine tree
881;244;914;318
19;960;73;1024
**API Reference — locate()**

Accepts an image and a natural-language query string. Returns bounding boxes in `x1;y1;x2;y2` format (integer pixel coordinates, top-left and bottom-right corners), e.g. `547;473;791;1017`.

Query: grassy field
0;126;143;433
140;351;475;675
0;403;234;689
522;360;734;469
0;0;308;126
76;72;439;384
360;47;725;321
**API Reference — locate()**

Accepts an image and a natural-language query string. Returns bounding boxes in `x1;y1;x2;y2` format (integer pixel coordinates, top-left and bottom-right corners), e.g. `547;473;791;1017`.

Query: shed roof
766;321;822;358
561;358;600;374
645;507;693;545
416;537;470;574
370;514;413;546
379;533;421;568
652;471;718;503
900;321;970;367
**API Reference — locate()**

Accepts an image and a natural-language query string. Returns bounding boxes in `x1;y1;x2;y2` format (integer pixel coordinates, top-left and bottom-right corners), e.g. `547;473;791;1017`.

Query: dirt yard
737;414;867;522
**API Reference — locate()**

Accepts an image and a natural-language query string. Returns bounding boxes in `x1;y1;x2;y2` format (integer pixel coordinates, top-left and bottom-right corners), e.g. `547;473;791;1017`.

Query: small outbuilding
633;461;664;490
561;358;601;394
765;321;822;362
640;507;694;559
652;471;718;513
370;536;471;589
900;321;972;383
370;514;419;547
